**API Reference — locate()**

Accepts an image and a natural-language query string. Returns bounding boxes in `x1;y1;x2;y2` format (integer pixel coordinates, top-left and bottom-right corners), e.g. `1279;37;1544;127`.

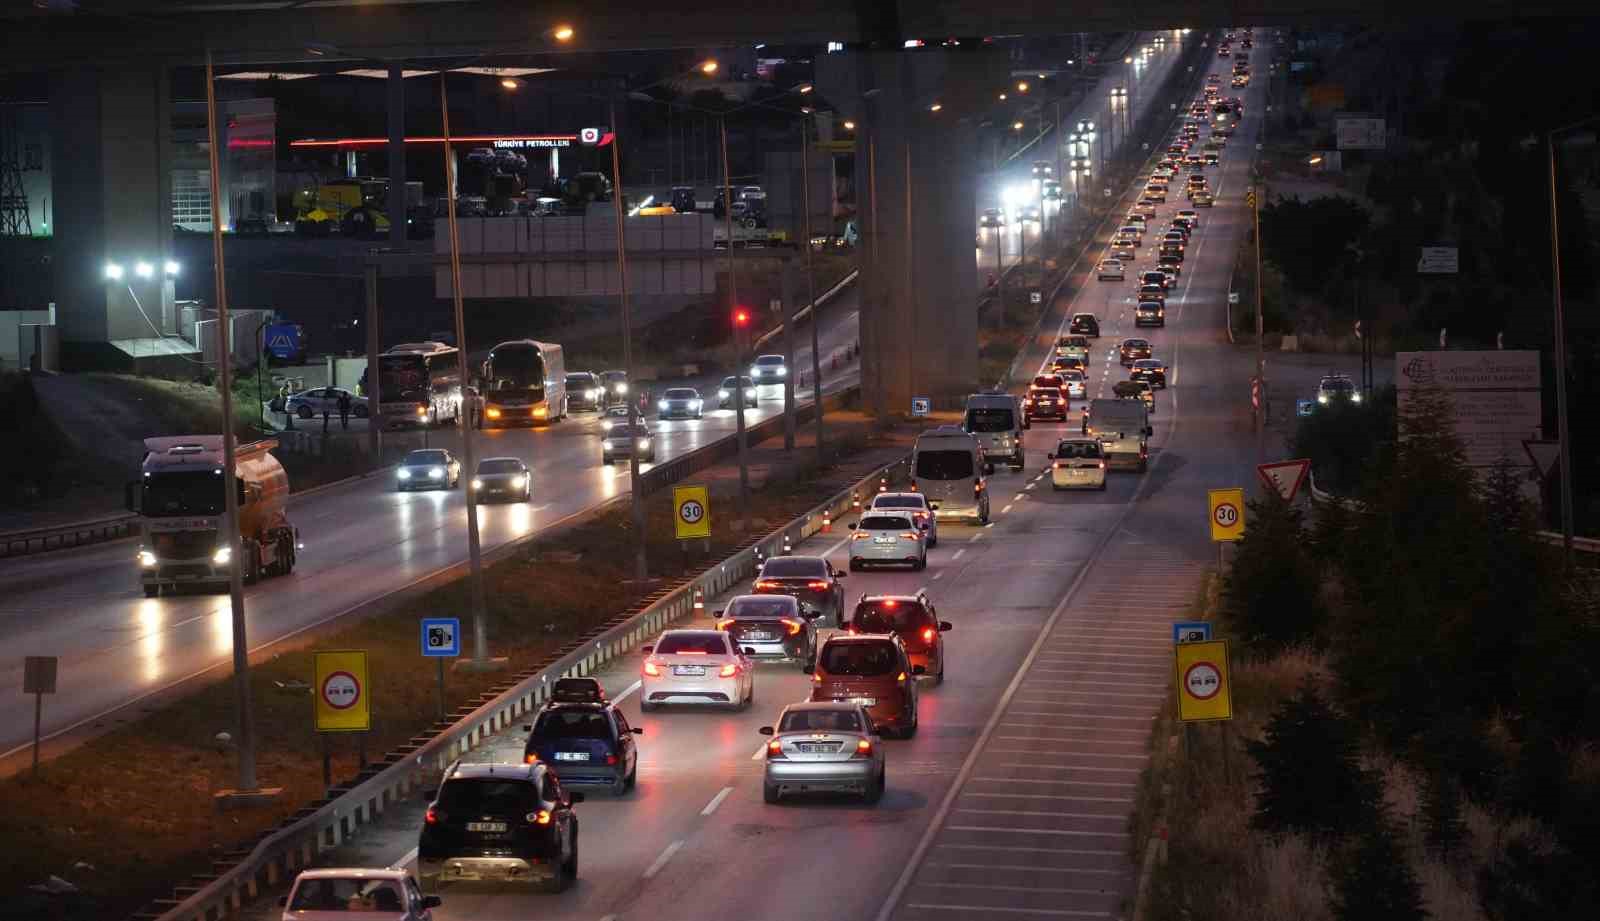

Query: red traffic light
733;308;751;327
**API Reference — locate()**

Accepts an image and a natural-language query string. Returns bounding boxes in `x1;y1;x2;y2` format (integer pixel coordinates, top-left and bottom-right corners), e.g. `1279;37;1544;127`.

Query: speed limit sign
1208;488;1245;542
673;484;711;540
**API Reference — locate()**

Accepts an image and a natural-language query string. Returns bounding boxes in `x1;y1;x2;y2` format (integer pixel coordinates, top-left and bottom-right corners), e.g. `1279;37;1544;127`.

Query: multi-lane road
233;31;1271;921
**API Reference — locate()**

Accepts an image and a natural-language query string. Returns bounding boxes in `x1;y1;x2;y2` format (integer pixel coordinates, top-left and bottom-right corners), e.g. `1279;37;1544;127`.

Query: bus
479;340;567;427
377;341;462;428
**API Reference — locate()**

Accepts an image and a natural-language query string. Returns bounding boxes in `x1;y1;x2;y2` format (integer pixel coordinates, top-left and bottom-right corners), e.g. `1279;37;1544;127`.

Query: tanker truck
127;436;297;597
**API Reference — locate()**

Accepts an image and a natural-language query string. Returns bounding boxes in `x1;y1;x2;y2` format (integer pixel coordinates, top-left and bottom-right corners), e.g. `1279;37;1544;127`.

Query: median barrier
0;513;140;558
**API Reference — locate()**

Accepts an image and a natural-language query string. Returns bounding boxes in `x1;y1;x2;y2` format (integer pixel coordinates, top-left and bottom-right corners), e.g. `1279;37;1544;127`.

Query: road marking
945;825;1131;838
1000;504;1013;514
962;792;1134;804
973;777;1138;789
932;571;945;581
985;523;995;529
751;743;768;761
612;679;642;704
397;846;418;867
1023;483;1036;491
701;785;734;816
1013;493;1025;501
952;549;966;560
936;842;1128;856
643;839;685;879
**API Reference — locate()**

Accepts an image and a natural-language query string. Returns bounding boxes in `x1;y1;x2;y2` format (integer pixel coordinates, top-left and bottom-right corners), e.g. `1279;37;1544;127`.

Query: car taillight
525;753;539;764
719;663;739;678
901;531;920;540
922;628;935;642
716;619;733;630
854;739;874;758
852;532;870;541
766;739;784;758
425;807;443;824
812;672;822;683
643;659;661;676
606;754;618;766
1053;461;1064;469
755;580;781;591
782;618;802;635
806;581;830;590
528;810;551;825
897;671;908;683
1098;462;1107;469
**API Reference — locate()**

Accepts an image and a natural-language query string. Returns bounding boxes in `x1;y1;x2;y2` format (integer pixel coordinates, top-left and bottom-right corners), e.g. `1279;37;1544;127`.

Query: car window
407;450;449;465
532;709;612;740
289;877;404;912
859;515;912;530
614;710;632;735
727;596;799;618
760;557;828;578
654;632;731;655
1057;441;1104;459
819;641;899;676
852;601;933;632
436;778;539;813
664;389;697;399
779;709;863;733
478;459;523;474
915;450;975;480
965;408;1015;432
872;496;926;510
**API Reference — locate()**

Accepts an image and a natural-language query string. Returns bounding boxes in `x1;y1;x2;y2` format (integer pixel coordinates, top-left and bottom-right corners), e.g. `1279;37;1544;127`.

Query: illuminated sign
289;133;609;149
493;138;572;149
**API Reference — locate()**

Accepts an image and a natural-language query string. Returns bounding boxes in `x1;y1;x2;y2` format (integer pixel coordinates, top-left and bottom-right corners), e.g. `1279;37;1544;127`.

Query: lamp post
605;100;648;583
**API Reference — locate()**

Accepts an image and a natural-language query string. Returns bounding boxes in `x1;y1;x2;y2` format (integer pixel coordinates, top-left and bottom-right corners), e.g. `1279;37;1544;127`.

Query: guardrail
0;513;140;558
142;450;907;921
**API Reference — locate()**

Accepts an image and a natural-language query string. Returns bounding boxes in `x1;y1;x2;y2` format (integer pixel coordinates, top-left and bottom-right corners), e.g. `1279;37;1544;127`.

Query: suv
847;591;953;684
597;370;629;408
1317;373;1363;406
564;372;603;412
1069;313;1100;337
521;694;642;796
1024;375;1070;423
810;634;923;737
753;555;847;626
417;761;583;892
714;594;820;669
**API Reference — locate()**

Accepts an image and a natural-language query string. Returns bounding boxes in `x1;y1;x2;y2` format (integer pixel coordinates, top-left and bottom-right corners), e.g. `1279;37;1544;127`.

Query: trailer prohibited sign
314;650;371;732
1208;488;1245;542
1175;639;1233;722
673;484;711;540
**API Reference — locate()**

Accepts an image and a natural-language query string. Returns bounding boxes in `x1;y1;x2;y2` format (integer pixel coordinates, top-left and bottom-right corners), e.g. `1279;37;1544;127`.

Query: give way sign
1257;459;1311;502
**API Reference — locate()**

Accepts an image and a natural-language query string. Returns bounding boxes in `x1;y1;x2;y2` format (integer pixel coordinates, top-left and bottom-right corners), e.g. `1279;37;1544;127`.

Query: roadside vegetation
1134;386;1600;921
0;411;891;921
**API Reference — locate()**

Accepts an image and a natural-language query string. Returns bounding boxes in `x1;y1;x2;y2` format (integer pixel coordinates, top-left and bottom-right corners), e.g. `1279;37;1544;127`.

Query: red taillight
755;580;781;591
766;739;784;758
529;809;551;825
643;659;661;676
852;532;870;541
901;531;920;540
1053;461;1064;469
425;807;442;824
897;671;908;683
812;672;823;683
716;619;734;630
806;581;829;590
922;628;935;642
719;662;739;678
854;739;874;758
524;753;539;764
782;618;802;635
606;754;618;766
974;481;985;494
1098;462;1107;469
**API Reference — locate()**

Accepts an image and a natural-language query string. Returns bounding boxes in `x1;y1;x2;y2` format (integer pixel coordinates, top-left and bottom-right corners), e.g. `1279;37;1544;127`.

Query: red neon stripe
289;134;578;148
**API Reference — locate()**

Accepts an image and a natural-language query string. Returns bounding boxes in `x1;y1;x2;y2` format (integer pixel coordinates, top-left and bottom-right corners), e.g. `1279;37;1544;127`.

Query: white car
639;629;754;712
868;491;938;547
760;701;886;804
280;867;438;920
1048;438;1108;491
849;510;928;571
1096;259;1125;281
284;387;369;420
751;354;788;385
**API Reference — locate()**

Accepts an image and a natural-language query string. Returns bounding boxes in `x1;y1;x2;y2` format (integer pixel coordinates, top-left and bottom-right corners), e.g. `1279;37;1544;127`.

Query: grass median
0;412;890;921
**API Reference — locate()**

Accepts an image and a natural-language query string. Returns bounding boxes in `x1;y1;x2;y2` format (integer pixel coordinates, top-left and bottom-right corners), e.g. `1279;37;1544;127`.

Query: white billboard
1396;350;1542;469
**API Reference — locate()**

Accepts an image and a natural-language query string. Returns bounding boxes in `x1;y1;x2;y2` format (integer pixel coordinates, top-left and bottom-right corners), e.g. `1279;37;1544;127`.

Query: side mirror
569;791;586;803
1046;452;1055;460
522;724;532;732
712;609;724;618
124;481;140;513
939;621;954;631
422;896;443;909
758;726;775;735
632;727;644;734
833;569;847;578
912;664;927;676
640;645;653;655
848;522;857;530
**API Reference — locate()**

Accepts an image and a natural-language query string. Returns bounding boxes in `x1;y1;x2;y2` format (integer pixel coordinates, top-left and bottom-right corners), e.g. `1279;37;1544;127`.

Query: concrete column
51;63;173;350
387;66;408;246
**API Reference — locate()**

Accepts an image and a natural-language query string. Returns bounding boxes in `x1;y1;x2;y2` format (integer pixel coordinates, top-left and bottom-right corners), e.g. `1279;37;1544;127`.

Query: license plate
873;536;895;544
796;742;832;753
554;752;590;762
674;665;705;676
745;632;773;641
842;697;876;706
466;821;507;833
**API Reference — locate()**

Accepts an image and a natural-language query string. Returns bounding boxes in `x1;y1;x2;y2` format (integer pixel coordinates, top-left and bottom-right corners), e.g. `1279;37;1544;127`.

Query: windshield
484;345;546;396
478;459;523;474
1056;441;1104;459
873;496;925;510
436;778;540;813
141;470;224;517
819;641;898;676
607;424;649;438
779;709;863;733
1062;370;1085;382
1033;377;1063;389
405;450;449;466
728;597;798;618
1322;379;1354;393
760;557;828;578
756;356;783;366
532;709;612;740
655;632;729;655
965;408;1015;433
721;377;753;388
288;878;404;912
859;515;912;531
378;354;427;400
916;449;975;480
565;374;593;388
664;389;697;399
852;602;932;633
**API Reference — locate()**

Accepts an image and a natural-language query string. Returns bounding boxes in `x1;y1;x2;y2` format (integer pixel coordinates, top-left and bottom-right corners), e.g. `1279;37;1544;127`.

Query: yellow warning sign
1208;488;1245;542
673;484;711;540
314;650;371;732
1174;639;1233;722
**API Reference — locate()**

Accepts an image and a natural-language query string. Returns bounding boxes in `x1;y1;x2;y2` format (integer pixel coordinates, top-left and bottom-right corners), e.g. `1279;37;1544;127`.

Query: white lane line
932;571;945;581
952;549;966;560
1000;504;1014;514
751;742;769;761
1024;483;1036;491
612;679;642;704
970;532;985;542
985;523;995;529
1013;493;1025;501
701;786;734;816
643;840;685;879
600;916;618;921
397;846;418;868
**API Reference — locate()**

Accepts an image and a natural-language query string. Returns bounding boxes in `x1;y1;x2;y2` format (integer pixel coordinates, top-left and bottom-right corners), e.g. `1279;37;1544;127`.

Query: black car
565;372;603;412
1069;314;1100;337
1131;358;1169;388
597;370;630;408
670;186;698;213
417;761;583;893
753;555;847;627
1135;301;1166;328
714;594;820;670
1158;253;1183;275
522;697;642;797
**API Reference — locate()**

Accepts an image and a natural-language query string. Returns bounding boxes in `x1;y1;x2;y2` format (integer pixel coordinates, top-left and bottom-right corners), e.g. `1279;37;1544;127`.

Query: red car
1024;374;1071;422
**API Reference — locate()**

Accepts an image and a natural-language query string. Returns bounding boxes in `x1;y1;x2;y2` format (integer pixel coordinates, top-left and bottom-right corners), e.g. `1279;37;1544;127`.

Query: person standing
337;390;352;430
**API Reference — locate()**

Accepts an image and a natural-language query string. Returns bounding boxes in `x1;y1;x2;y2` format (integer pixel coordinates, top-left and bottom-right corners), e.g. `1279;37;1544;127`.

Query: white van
963;392;1025;470
1082;398;1152;472
911;425;991;524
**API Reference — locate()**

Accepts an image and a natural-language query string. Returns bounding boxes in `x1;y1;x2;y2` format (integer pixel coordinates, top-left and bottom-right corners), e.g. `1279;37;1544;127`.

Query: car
1162;231;1187;250
564;372;604;412
1137;286;1166;307
1214;124;1236;138
639;629;754;711
1054;334;1090;359
470;457;530;502
1141;270;1171;290
1069;312;1100;337
717;375;758;409
759;702;885;804
1031;159;1055;178
521;693;642;796
1115;225;1143;244
1132;200;1158;218
1158;242;1185;260
1111;85;1127;98
1125;213;1148;230
417;761;582;892
1024;374;1070;422
846;590;952;683
284;387;369;421
597;370;629;407
1174;210;1200;229
1131;358;1169;388
1050;355;1086;378
1192;190;1215;207
1096;259;1125;281
1158;253;1184;275
714;594;821;669
1142;188;1166;205
751;354;787;385
849;510;928;571
1114;378;1156;412
1147;173;1170;187
978;208;1006;229
753;554;847;626
1135;300;1166;328
869;491;939;547
810;633;922;737
397;449;461;491
598;403;633;433
1048;438;1108;491
1019;204;1043;223
280;868;440;919
1204;151;1220;166
1055;368;1087;400
1109;243;1138;262
1317;373;1363;406
1119;338;1153;365
601;422;655;465
1184;155;1206;171
656;387;704;420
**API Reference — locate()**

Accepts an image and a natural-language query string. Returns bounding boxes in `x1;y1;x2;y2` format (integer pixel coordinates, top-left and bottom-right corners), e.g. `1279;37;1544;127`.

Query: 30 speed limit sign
1208;488;1245;542
673;484;711;540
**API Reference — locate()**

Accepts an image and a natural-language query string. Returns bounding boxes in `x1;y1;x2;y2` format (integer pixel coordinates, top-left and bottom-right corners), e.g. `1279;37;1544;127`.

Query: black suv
522;685;642;797
714;594;821;670
417;761;584;893
752;555;847;627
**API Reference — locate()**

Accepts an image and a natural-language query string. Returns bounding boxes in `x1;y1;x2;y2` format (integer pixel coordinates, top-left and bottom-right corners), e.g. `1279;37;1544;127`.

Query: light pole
801;115;824;468
719;115;751;533
605;100;648;583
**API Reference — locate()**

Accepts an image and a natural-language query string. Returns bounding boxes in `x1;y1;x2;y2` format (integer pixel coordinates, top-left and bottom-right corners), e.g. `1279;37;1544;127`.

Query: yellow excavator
292;178;392;237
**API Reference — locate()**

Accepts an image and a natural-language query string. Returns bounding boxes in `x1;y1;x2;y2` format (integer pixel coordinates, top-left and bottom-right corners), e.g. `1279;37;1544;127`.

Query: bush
1248;678;1379;839
1326;815;1429;921
1220;494;1325;655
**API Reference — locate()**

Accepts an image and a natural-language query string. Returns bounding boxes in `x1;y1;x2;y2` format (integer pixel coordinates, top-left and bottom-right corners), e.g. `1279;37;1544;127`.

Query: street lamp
103;262;124;281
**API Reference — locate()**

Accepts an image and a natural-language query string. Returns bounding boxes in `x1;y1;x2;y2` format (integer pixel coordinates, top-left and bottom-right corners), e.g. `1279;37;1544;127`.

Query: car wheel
848;559;860;572
905;709;919;738
143;584;160;598
764;779;782;804
936;658;946;685
928;534;938;548
864;768;885;805
640;699;658;713
624;760;638;791
296;405;313;419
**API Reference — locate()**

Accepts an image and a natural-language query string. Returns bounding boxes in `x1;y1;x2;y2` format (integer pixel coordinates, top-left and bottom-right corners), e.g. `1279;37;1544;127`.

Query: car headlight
750;366;761;377
511;475;527;489
602;440;614;450
398;468;412;480
691;399;703;408
138;550;158;568
1351;392;1363;404
429;467;444;479
614;383;629;395
213;546;232;565
746;389;757;399
718;389;730;399
1318;394;1329;404
485;407;501;419
776;367;787;377
658;400;669;410
471;478;484;490
637;438;651;449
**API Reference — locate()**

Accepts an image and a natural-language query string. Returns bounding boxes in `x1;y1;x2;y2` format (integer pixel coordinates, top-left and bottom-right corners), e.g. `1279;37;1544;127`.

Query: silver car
284;386;369;420
868;491;938;547
470;456;530;502
759;701;885;804
656;387;704;420
848;510;927;571
751;354;788;385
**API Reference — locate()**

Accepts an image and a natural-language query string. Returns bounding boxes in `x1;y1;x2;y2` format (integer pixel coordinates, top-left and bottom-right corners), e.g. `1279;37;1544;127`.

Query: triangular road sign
1523;440;1561;479
1257;459;1312;502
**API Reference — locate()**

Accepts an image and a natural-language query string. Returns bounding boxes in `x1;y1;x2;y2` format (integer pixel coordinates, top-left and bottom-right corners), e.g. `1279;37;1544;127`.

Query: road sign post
1175;639;1233;722
674;485;711;541
22;655;56;775
421;618;461;721
1209;487;1245;570
314;650;369;791
1257;459;1311;502
1172;622;1212;644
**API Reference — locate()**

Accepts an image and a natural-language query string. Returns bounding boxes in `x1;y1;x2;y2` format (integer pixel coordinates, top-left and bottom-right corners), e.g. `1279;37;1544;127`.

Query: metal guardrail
0;512;140;558
144;451;907;921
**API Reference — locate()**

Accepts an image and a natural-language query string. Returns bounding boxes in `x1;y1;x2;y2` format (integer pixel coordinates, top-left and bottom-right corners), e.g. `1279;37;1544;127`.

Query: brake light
716;619;733;630
901;531;920;540
525;753;539;764
812;672;822;683
529;810;552;825
854;739;874;758
642;659;661;676
1098;462;1106;469
719;662;739;678
922;628;935;642
782;618;803;635
606;754;618;766
425;807;443;824
897;671;908;683
766;739;784;758
755;580;781;591
852;532;870;540
974;481;985;495
883;599;897;608
1053;461;1064;469
806;581;830;590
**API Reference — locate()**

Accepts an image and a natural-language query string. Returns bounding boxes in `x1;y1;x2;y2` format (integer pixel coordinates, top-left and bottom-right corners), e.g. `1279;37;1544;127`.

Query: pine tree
1221;493;1325;655
1419;771;1468;861
1327;815;1429;921
1247;678;1378;839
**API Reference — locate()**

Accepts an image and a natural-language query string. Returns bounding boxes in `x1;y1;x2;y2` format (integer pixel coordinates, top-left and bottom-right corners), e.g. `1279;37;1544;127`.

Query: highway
236;31;1270;921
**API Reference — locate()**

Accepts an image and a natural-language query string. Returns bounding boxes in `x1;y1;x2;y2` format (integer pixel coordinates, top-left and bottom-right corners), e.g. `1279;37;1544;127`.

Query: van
911;425;991;524
1082;398;1152;472
963;392;1025;469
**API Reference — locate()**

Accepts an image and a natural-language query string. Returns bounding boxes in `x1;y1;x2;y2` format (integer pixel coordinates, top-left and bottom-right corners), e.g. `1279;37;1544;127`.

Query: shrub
1221;493;1326;654
1248;678;1379;839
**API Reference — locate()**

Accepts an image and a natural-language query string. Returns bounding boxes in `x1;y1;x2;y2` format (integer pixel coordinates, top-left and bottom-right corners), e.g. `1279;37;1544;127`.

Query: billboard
1396;350;1541;470
1336;116;1386;150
